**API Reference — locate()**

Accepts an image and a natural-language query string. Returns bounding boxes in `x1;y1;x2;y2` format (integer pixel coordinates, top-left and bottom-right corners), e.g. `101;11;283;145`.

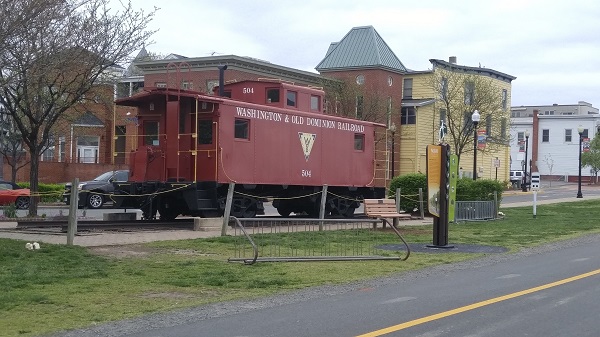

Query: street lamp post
522;130;530;192
471;110;480;180
389;122;396;179
577;125;584;198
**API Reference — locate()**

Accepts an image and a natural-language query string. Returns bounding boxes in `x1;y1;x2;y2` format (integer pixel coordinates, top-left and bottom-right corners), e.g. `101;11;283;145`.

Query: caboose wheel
231;196;257;218
331;198;357;218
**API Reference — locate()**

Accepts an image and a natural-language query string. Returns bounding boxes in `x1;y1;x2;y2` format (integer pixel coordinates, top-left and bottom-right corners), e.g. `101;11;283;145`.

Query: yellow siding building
398;57;516;183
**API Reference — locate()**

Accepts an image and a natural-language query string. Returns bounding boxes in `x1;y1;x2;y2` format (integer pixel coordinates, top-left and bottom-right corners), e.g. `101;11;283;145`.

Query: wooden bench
364;199;412;227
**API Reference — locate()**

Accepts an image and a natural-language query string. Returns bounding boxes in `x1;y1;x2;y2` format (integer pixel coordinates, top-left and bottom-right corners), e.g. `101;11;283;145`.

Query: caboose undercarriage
113;181;384;220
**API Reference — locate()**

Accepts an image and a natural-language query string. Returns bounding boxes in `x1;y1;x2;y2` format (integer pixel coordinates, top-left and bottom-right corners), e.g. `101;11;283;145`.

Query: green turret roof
316;26;407;73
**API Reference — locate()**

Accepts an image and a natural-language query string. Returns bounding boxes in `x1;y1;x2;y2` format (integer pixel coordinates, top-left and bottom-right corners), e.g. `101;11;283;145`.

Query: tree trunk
28;152;40;217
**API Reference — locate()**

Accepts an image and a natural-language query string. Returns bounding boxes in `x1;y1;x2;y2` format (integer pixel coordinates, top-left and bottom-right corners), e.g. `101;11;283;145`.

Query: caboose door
195;117;218;182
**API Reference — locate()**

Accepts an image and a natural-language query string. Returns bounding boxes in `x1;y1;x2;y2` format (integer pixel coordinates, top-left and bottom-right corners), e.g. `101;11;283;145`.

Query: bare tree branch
0;0;157;215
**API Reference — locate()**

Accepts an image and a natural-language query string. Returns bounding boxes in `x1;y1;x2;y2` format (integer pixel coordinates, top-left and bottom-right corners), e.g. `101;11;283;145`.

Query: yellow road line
356;268;600;337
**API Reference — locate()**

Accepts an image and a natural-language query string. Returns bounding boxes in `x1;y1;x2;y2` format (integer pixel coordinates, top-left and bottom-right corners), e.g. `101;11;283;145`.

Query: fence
454;201;497;221
227;217;410;264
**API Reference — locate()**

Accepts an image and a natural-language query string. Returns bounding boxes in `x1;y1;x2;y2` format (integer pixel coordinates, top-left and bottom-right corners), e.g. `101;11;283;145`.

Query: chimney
449;56;457;64
218;65;228;96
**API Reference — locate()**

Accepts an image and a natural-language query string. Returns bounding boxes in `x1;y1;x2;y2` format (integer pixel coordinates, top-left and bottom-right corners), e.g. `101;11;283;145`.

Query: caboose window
354;134;365;151
286;91;297;107
311;95;320;111
266;88;279;103
234;118;249;140
198;120;213;144
144;121;159;145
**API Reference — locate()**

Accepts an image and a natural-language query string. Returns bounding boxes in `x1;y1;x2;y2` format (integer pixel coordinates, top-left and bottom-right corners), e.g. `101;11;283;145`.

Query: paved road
52;234;600;337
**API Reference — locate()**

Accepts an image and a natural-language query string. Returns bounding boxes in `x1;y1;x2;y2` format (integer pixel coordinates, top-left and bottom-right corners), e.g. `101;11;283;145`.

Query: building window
144;121;159;146
354;134;365;151
501;118;507;139
267;88;280;103
517;132;524;141
286;91;297;107
182;81;192;90
356;95;364;119
544;110;555;115
387;76;393;86
59;136;66;162
356;75;365;85
441;77;448;100
206;80;219;95
234;118;250;140
155;82;167;88
565;129;572;142
485;115;492;135
401;107;416;125
403;78;413;99
197;120;213;145
440;109;447;125
41;134;55;162
464;81;474;105
76;135;99;163
463;111;472;132
501;89;507;110
542;129;549;142
311;95;320;111
582;128;589;138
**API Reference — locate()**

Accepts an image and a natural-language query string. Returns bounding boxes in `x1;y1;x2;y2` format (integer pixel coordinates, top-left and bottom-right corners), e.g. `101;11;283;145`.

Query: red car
0;181;30;210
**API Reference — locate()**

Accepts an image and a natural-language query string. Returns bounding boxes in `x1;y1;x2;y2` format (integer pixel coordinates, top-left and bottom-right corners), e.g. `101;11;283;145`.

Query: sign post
531;172;541;218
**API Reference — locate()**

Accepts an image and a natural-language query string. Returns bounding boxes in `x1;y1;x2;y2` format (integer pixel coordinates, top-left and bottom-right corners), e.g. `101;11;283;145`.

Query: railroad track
15;219;196;231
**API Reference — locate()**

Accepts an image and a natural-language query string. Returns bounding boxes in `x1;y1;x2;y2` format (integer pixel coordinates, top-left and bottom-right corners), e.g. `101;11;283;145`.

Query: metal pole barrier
67;178;79;245
319;185;328;231
418;188;425;219
494;191;498;219
394;187;401;227
222;183;235;236
533;191;537;218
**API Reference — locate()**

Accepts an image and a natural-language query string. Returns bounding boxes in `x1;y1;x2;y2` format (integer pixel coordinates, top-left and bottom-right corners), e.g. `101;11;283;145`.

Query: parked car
510;170;524;183
63;170;129;209
0;181;30;210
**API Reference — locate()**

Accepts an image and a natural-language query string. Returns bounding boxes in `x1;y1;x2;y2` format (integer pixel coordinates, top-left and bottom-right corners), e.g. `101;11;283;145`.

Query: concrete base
103;212;137;221
193;217;222;231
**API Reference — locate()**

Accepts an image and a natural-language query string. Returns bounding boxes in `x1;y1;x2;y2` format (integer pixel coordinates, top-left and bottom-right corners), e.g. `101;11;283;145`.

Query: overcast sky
123;0;600;108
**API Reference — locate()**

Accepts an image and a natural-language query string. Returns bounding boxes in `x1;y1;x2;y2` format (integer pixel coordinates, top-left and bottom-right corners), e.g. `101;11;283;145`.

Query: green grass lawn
2;200;600;337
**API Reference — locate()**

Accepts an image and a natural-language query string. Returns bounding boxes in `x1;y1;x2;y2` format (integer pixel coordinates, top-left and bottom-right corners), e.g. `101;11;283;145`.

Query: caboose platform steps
193;217;222;231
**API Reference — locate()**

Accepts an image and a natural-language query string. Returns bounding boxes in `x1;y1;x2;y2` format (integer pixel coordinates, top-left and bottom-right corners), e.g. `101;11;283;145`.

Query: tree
581;135;600;184
543;153;555;187
428;68;510;167
0;0;157;215
0;108;29;182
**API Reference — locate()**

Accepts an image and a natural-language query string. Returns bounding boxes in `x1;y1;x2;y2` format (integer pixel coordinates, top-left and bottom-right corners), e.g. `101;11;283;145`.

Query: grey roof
315;26;407;73
73;111;104;126
430;59;516;83
124;47;149;76
134;55;330;87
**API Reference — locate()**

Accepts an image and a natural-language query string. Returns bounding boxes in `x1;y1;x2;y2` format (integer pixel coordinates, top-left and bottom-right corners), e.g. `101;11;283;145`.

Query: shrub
456;178;504;204
388;173;427;213
387;174;504;213
16;182;64;203
1;204;17;218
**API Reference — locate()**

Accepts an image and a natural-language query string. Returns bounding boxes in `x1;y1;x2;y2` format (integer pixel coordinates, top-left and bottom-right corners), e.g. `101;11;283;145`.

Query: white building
510;101;600;182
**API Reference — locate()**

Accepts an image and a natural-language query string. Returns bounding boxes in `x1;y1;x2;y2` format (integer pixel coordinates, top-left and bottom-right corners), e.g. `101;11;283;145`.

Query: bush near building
389;173;504;214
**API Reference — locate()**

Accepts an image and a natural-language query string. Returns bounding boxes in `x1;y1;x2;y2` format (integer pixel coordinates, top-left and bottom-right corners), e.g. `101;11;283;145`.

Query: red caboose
114;79;385;219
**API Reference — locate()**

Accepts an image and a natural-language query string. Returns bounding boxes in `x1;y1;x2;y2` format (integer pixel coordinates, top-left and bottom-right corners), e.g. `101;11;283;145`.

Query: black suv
63;170;129;209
